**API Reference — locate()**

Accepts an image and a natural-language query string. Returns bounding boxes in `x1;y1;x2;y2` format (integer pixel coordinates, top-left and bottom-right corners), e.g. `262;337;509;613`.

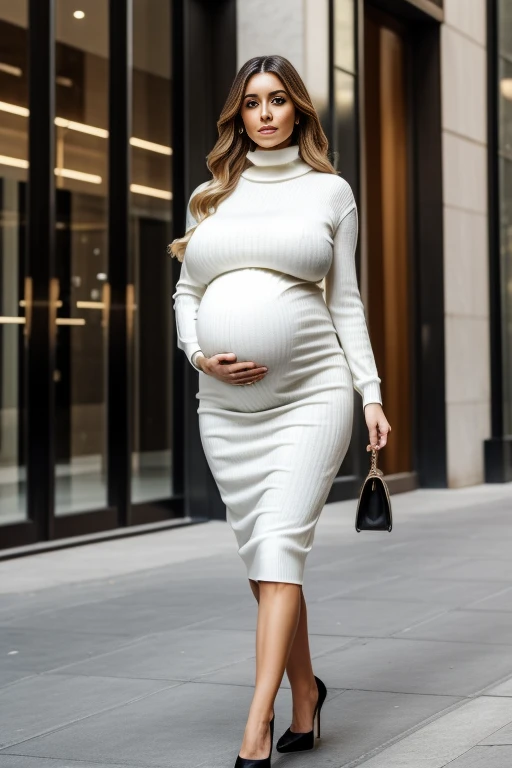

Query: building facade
0;0;507;554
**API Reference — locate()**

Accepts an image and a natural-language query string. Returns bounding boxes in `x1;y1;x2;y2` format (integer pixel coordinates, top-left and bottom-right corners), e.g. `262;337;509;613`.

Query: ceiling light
55;168;102;184
55;117;108;138
130;137;172;156
0;155;29;169
0;63;22;77
0;101;29;118
73;10;85;19
0;101;172;154
130;184;172;200
501;79;512;100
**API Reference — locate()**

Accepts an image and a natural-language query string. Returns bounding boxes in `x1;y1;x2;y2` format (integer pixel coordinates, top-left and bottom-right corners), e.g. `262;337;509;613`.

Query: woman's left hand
364;403;392;451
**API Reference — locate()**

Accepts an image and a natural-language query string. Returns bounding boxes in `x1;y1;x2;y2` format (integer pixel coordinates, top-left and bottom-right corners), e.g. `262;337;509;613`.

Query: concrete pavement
1;483;512;767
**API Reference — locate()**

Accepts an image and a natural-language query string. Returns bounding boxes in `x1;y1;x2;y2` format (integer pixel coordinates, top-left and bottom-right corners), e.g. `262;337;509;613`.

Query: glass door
0;3;28;533
363;4;414;478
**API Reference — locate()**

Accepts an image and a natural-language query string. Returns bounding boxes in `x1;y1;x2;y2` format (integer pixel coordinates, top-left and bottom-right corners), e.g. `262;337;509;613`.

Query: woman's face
240;72;297;150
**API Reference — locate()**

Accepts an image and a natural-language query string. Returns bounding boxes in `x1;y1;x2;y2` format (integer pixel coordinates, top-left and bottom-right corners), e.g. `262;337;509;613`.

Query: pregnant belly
196;268;332;370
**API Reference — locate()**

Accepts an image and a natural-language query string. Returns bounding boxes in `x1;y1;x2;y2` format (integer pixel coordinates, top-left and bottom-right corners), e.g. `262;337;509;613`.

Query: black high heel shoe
275;676;327;753
234;712;275;767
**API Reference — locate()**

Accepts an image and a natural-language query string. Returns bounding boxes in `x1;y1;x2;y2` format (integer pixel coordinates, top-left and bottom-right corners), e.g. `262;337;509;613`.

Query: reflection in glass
0;4;28;524
332;3;357;480
334;0;355;74
130;0;173;505
333;69;357;184
499;0;512;434
54;0;109;514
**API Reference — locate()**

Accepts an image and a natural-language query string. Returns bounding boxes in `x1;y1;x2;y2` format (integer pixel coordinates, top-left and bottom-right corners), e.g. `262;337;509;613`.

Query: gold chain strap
369;447;379;476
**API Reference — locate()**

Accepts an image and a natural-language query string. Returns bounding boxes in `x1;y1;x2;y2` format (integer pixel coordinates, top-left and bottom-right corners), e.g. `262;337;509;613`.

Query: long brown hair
168;55;337;262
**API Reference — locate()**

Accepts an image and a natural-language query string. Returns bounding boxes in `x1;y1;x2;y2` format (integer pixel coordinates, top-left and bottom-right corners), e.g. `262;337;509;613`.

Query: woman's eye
245;97;287;109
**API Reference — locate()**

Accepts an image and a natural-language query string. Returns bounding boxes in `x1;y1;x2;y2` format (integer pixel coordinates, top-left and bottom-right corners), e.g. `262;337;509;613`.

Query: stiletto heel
276;675;327;753
234;712;275;767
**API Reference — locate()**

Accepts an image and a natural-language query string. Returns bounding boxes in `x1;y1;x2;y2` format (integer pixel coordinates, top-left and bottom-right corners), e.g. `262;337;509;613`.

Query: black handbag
355;448;392;532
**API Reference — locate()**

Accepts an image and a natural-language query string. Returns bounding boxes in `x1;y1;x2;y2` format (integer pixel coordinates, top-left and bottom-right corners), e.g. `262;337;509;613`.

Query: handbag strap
369;447;379;477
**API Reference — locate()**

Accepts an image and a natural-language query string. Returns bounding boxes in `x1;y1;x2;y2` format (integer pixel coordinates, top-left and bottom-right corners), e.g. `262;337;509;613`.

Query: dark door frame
1;0;237;554
361;0;447;489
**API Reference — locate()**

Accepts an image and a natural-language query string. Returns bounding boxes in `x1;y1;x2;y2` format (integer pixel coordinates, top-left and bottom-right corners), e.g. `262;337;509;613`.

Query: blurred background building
0;0;508;553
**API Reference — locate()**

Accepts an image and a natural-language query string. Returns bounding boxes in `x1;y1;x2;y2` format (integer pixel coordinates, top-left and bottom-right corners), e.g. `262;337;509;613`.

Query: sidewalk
1;483;512;768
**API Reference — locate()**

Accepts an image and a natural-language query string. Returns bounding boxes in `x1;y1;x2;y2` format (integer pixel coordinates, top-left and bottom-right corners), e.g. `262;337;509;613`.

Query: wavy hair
167;55;337;261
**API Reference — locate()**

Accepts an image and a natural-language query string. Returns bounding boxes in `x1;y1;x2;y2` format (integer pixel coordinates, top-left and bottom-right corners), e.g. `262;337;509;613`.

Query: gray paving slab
1;486;512;768
401;609;512;645
4;592;247;637
485;677;512;697
196;597;445;638
1;682;265;767
342;577;512;608
0;668;35;688
0;673;176;749
353;696;512;768
0;682;459;768
56;628;351;683
0;627;136;673
445;746;512;767
465;586;512;612
0;759;130;768
283;637;512;697
480;720;512;745
426;558;512;582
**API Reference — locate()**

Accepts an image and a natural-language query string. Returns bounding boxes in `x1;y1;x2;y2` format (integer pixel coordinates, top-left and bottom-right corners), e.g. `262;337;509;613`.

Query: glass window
332;0;358;480
130;0;173;505
0;2;28;525
333;68;357;184
54;0;109;515
334;0;355;75
499;1;512;435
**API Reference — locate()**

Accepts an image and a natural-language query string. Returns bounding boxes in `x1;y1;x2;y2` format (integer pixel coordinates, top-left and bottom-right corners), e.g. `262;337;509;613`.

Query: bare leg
247;581;318;735
239;580;302;759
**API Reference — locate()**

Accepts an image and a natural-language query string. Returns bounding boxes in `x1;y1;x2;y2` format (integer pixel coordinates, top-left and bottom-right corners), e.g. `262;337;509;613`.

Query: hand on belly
197;352;269;386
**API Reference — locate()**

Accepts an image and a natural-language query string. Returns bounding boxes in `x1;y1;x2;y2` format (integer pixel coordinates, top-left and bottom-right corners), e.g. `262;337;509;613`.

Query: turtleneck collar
241;143;313;182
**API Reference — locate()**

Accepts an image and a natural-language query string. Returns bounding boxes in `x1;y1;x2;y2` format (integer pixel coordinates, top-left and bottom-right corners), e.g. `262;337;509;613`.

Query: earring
295;119;299;125
239;126;244;134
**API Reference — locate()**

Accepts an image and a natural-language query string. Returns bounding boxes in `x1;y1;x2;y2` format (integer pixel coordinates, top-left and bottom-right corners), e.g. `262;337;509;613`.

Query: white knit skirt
195;268;354;584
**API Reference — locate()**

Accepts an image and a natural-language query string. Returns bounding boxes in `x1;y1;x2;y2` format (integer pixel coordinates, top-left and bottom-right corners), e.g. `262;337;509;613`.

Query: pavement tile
193;634;356;687
0;682;458;768
341;577;512;608
195;596;447;638
479;720;512;745
484;676;512;697
0;759;130;768
0;673;176;749
0;668;35;689
0;627;137;673
444;746;512;767
400;609;512;645
351;696;512;768
292;637;512;697
56;628;257;681
0;682;266;767
4;593;246;638
426;559;512;582
464;586;512;612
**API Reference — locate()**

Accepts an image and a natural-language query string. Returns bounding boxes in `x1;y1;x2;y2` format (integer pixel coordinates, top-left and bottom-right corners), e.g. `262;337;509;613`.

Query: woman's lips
258;127;277;134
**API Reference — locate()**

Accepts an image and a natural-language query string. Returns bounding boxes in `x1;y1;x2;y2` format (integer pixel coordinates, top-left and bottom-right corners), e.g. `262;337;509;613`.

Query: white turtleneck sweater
172;144;382;410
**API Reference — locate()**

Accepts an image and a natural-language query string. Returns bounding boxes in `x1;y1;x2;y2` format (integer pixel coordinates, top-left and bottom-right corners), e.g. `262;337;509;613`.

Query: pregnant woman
170;55;391;767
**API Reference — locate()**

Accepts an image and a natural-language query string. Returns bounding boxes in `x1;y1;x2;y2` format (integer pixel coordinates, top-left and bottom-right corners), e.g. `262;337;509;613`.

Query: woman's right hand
196;352;268;385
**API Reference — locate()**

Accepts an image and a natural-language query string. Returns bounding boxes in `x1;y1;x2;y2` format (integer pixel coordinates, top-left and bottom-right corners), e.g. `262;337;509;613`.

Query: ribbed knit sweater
172;143;382;410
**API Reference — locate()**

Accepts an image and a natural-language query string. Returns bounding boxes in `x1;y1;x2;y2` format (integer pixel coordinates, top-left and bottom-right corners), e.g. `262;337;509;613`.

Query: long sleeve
172;189;208;372
324;194;382;410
